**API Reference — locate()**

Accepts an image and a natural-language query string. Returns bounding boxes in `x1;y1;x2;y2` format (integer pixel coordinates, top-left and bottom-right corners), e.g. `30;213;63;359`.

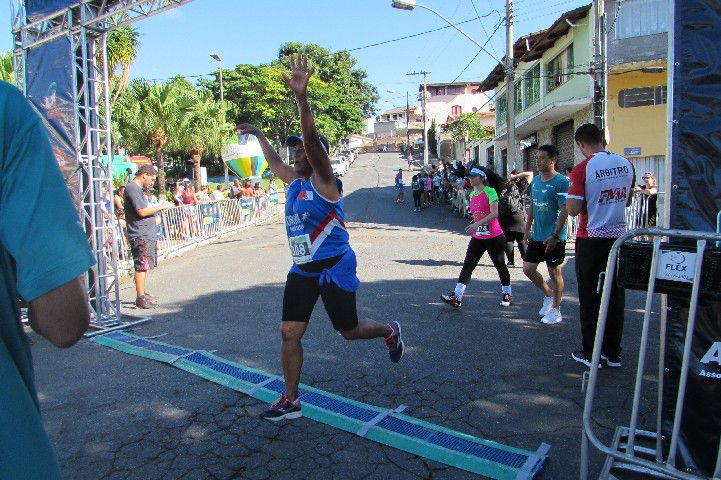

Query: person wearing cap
238;53;404;422
394;168;404;203
441;167;514;309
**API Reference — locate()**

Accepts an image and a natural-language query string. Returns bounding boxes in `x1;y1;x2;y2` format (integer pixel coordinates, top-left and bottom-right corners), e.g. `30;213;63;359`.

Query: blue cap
286;134;329;153
468;167;487;178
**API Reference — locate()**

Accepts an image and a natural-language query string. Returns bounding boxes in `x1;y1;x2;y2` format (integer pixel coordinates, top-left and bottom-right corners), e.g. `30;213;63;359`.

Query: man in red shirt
566;124;635;368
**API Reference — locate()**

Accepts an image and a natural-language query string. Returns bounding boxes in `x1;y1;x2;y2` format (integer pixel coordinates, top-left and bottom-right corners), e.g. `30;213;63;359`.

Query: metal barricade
580;228;721;480
115;196;281;275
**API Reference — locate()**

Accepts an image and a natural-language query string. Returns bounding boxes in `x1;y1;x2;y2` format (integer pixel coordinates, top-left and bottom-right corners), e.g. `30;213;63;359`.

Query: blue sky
2;0;591;111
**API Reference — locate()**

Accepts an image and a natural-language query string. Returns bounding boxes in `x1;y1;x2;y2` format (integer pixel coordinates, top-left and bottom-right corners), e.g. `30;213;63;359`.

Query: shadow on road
35;273;660;480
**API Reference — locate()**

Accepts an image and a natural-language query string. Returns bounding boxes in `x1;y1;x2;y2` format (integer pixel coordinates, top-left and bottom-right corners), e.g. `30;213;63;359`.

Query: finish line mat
91;331;549;479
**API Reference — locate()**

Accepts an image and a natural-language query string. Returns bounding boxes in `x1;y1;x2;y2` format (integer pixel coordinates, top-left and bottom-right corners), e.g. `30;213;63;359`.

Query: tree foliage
428;119;438;156
202;42;378;147
106;26;140;107
446;113;494;144
113;77;234;193
1;51;15;85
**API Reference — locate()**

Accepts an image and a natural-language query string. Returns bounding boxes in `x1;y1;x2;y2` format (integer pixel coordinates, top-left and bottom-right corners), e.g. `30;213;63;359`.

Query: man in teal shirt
0;81;95;478
523;144;569;325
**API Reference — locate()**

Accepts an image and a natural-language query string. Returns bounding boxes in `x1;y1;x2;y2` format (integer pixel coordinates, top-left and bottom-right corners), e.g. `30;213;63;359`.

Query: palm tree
114;80;192;196
1;51;15;85
106;26;139;107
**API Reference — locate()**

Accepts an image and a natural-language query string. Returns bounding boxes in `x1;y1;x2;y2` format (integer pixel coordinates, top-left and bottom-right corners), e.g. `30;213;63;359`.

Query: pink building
421;82;495;129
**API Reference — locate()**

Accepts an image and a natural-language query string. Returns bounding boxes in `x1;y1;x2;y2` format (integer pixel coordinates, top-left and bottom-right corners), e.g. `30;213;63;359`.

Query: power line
469;0;501;57
140;16;486;83
451;18;504;82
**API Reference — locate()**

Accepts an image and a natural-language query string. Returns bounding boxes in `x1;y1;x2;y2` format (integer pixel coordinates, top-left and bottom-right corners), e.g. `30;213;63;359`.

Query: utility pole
211;52;229;185
592;0;607;135
407;70;431;166
406;91;411;152
505;0;517;175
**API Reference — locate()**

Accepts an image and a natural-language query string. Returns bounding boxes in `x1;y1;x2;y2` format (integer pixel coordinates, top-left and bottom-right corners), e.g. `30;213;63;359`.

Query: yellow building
606;62;667;182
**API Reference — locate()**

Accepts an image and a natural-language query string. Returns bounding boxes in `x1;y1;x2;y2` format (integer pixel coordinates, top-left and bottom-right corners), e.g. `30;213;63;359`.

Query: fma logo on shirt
598;187;628;204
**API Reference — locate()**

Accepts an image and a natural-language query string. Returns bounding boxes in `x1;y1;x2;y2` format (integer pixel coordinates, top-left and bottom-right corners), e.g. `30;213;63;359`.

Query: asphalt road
31;152;661;479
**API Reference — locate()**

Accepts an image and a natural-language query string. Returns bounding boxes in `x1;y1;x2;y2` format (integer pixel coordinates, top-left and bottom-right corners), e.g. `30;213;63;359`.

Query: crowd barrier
449;188;658;240
116;194;281;274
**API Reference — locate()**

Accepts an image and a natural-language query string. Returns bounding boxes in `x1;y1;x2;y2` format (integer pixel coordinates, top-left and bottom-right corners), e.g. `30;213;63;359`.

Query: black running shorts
524;239;566;267
282;272;359;332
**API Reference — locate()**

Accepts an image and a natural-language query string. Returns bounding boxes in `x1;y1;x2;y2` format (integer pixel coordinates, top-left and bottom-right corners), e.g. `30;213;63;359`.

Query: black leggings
503;230;526;264
458;235;511;286
413;190;421;208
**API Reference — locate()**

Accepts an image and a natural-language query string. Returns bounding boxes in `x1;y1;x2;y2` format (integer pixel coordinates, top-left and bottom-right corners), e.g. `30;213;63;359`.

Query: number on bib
289;234;313;264
476;224;490;236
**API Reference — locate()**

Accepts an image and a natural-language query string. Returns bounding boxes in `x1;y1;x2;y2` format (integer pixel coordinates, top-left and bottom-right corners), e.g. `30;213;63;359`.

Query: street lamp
210;52;228;185
392;0;510;171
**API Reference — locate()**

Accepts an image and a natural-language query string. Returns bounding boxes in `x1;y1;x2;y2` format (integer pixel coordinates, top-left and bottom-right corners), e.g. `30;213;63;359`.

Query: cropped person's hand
282;53;315;97
544;235;558;254
465;222;479;235
238;123;261;137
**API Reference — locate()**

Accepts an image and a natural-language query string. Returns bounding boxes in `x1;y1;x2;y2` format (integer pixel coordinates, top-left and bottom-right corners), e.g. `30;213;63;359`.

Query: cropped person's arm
28;276;89;348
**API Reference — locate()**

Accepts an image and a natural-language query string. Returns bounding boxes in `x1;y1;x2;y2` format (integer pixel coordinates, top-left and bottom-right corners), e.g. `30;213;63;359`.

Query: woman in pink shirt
441;167;513;309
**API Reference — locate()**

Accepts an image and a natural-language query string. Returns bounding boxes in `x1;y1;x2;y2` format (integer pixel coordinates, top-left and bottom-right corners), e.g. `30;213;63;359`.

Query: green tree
202;42;378;149
106;26;140;106
1;51;15;85
114;80;194;195
428;119;438;157
445;113;494;160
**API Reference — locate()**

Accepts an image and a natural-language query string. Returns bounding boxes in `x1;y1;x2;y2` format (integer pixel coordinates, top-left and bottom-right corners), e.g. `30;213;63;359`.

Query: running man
441;167;513;309
395;169;404;203
238;54;404;421
522;145;569;325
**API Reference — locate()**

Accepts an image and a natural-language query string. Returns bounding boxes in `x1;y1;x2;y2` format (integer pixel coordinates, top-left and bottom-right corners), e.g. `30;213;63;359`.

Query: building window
431;87;445;96
496;94;507;123
618;86;667;108
616;0;668;39
524;64;541;107
487;146;495;166
451;105;462;116
514;81;523;112
547;44;574;93
447;85;463;95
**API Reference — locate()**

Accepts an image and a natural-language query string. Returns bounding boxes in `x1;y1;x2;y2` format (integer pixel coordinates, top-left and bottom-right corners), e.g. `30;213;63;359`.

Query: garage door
523;144;538;172
554;121;575;171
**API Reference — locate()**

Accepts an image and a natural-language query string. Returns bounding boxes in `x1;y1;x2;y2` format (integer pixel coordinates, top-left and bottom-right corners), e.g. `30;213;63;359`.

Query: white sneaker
541;308;562;324
538;296;553;316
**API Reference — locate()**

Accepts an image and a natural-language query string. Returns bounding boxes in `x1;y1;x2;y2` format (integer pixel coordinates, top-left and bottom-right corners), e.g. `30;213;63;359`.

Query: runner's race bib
476;224;490;236
289;234;313;264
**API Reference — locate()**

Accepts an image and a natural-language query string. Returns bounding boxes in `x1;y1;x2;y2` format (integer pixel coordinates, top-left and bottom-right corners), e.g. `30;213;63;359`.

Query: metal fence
116;194;282;274
580;228;721;480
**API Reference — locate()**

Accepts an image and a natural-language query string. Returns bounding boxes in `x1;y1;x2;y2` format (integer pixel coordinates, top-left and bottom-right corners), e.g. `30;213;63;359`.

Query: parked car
331;158;348;177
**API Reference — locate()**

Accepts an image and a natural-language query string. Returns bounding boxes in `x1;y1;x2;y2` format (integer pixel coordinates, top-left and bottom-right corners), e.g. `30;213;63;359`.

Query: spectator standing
114;186;126;227
0;81;95;479
498;171;528;266
195;185;210;203
210;185;226;201
394;169;404;203
230;179;241;199
522;145;569;325
181;185;196;205
124;165;172;309
424;172;433;204
566;124;635;368
241;180;254;198
411;175;422;211
634;172;658;227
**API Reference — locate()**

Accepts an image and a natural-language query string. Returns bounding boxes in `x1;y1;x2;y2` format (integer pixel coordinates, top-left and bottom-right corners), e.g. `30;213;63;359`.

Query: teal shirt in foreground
530;173;570;242
0;81;95;479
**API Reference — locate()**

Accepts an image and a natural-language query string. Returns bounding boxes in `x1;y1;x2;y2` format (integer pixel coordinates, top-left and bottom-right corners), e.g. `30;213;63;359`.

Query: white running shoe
538;296;553;316
541;308;562;324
